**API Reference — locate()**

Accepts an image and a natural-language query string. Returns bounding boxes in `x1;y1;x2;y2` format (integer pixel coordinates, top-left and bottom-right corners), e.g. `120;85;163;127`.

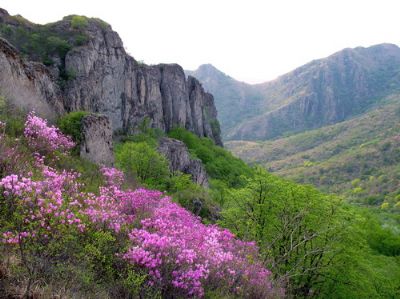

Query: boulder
80;114;114;166
158;137;208;187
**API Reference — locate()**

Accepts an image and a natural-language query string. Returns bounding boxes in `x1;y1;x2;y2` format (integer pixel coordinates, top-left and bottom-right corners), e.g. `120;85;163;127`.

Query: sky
1;0;400;83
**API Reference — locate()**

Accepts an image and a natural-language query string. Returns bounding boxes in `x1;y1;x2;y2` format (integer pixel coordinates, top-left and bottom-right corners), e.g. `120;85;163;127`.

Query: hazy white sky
1;0;399;83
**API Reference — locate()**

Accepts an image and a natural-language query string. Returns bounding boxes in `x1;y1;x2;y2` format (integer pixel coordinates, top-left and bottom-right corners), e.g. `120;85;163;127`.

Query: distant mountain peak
189;64;229;79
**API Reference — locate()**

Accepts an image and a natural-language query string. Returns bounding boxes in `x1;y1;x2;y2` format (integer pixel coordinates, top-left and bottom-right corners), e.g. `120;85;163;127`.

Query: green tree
115;142;169;189
220;168;350;297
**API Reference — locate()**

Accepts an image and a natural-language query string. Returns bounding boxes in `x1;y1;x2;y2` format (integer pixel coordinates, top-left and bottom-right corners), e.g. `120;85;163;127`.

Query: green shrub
168;127;252;187
115;142;170;189
71;16;89;29
57;111;88;144
74;34;89;46
46;36;71;57
0;96;25;137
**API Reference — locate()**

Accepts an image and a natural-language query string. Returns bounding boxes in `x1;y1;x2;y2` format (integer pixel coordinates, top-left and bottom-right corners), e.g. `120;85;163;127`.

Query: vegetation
164;131;400;298
168;128;252;187
227;95;400;210
0;13;94;88
0;112;278;298
115;141;170;189
70;15;89;29
57;111;89;146
1;104;399;298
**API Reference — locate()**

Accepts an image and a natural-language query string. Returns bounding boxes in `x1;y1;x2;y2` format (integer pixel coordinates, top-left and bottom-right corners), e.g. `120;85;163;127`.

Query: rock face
0;9;222;145
158;137;208;187
0;38;63;121
80;114;114;166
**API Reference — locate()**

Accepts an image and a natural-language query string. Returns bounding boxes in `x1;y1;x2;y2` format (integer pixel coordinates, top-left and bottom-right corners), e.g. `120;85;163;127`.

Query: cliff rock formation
0;9;222;145
80;114;114;166
0;38;63;121
158;137;208;187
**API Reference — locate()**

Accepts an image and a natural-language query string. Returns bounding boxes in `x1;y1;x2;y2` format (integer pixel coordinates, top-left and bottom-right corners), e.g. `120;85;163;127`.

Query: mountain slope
186;64;264;134
227;94;400;207
190;44;400;141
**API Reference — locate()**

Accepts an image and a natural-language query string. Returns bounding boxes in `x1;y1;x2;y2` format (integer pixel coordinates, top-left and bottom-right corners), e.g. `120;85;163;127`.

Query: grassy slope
226;94;400;207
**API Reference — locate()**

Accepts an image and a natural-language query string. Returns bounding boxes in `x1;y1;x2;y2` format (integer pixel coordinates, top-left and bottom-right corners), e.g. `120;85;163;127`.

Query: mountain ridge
189;43;400;140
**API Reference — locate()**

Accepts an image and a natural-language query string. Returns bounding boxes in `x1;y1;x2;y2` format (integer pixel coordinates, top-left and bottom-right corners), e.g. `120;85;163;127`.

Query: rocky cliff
0;9;222;145
80;113;114;166
0;37;63;121
158;137;208;187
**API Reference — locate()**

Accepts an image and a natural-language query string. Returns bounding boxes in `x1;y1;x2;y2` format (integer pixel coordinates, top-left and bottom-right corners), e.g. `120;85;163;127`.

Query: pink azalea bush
24;112;75;153
0;165;85;245
123;198;272;297
0;112;276;298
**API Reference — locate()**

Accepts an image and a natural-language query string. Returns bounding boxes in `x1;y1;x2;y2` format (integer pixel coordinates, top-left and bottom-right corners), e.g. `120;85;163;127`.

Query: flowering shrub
0;112;277;298
123;198;272;297
24;112;75;154
0;166;85;245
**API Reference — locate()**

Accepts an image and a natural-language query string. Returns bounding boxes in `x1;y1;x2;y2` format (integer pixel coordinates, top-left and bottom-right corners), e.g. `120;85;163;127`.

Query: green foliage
70;16;89;29
0;96;25;137
227;98;400;208
1;109;400;298
121;268;151;298
46;35;71;57
0;16;91;89
57;111;88;145
74;33;89;46
168;127;252;187
92;18;109;30
54;154;104;193
115;141;170;189
220;168;400;298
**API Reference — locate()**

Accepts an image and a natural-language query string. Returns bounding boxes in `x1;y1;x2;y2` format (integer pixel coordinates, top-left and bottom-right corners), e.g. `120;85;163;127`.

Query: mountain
0;8;222;145
190;44;400;141
186;64;264;134
227;93;400;208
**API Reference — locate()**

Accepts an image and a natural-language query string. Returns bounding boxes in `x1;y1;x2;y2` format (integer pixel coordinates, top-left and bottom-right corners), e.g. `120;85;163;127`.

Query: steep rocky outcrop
158;137;208;187
0;38;63;121
0;9;222;145
80;114;114;166
190;44;400;141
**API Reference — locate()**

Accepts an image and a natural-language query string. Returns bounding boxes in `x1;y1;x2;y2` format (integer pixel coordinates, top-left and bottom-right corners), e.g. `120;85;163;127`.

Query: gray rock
80;114;114;166
0;38;63;121
0;11;222;146
59;17;222;145
158;137;208;187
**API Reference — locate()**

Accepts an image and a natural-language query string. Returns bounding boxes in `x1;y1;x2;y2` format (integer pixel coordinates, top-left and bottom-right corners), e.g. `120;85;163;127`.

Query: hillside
1;107;400;298
190;44;400;140
227;94;400;209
